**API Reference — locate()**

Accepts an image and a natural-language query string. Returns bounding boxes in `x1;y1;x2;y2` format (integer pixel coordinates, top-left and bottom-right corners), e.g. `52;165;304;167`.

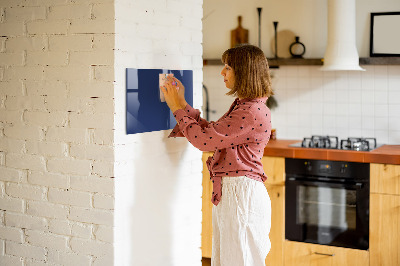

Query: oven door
285;177;369;250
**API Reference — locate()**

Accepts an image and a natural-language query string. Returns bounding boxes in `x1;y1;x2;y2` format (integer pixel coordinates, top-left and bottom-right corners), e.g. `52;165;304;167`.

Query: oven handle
286;177;364;189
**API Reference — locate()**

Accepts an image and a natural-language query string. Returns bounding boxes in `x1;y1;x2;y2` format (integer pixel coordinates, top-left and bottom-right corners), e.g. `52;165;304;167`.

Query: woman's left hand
160;76;184;113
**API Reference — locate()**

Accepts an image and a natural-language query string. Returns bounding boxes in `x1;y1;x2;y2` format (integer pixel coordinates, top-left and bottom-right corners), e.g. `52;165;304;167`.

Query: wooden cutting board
231;16;249;48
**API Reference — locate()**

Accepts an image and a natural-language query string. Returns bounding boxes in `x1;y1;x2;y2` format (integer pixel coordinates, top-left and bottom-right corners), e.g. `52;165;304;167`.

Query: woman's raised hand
160;76;185;113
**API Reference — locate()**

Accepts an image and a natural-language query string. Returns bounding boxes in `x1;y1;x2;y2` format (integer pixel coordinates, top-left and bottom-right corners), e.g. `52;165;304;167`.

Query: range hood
320;0;365;71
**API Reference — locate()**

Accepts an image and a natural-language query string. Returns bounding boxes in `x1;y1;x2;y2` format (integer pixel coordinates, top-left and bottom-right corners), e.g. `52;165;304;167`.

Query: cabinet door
370;193;400;266
202;152;213;258
262;156;285;185
264;184;284;266
370;163;400;195
284;241;369;266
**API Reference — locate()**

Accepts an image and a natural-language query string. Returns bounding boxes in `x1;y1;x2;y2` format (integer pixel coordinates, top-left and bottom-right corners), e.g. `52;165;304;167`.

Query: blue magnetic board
126;68;193;134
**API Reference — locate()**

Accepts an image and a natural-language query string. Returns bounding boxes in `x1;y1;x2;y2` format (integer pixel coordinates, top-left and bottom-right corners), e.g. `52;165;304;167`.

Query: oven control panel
286;158;369;180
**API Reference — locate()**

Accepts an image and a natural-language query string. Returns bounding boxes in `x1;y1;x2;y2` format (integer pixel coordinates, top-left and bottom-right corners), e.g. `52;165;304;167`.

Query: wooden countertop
263;139;400;165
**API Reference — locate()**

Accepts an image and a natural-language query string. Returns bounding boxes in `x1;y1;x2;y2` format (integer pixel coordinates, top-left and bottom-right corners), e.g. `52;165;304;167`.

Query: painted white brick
26;51;68;66
0;22;24;36
26;229;69;251
69;207;113;226
27;20;69;35
0;37;5;52
93;253;113;266
0;110;23;124
4;6;46;22
0;52;24;66
76;98;115;115
0;166;24;182
5;36;46;52
46;127;88;144
24;111;68;127
6;153;46;171
93;66;113;82
4;96;46;111
43;96;81;112
6;183;46;201
47;249;91;266
27;200;69;219
0;226;23;243
24;259;49;266
92;160;113;177
26;141;67;157
3;125;43;141
28;171;69;189
69;113;114;129
44;66;91;82
0;81;24;96
69;51;113;66
5;212;48;231
92;34;114;51
70;144;114;161
0;255;23;266
94;225;112;243
48;188;91;208
49;35;93;52
47;158;92;176
92;3;114;20
3;66;44;81
21;0;70;6
69;81;114;98
6;241;46;261
90;128;114;146
70;175;113;195
0;197;24;213
93;194;113;210
70;237;113;257
48;219;71;236
48;4;91;20
69;19;114;34
71;222;92;239
25;80;67;97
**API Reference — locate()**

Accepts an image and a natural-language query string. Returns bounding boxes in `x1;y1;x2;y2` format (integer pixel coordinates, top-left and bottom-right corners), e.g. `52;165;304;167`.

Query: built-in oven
285;158;369;250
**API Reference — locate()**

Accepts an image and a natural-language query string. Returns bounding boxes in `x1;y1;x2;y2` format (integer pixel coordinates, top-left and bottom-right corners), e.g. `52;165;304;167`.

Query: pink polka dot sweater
168;97;272;206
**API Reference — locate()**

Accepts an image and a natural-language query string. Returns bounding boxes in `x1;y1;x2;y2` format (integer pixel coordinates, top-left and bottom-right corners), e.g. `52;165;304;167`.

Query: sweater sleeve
172;105;257;152
168;104;211;138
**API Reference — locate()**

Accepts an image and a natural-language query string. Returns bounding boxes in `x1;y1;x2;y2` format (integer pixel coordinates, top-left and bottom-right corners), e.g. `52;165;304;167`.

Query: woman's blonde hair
221;44;273;99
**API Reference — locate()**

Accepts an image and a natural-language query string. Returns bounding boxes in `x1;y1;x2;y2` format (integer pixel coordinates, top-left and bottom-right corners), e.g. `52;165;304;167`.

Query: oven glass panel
297;186;357;230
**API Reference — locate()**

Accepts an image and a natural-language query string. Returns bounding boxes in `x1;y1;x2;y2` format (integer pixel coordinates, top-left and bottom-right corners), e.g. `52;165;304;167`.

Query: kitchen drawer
284;241;369;266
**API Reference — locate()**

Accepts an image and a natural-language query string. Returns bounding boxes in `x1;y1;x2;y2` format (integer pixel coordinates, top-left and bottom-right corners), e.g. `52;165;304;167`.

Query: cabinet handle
314;252;335;257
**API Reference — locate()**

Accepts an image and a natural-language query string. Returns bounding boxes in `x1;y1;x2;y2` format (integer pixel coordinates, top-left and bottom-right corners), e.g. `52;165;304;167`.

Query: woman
161;44;273;266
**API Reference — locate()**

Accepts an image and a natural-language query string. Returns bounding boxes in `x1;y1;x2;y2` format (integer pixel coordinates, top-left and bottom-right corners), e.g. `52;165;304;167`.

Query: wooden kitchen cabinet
370;163;400;266
202;152;213;258
284;241;369;266
201;154;286;266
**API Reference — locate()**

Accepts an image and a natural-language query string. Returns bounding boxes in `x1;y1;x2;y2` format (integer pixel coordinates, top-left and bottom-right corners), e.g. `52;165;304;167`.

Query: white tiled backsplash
203;65;400;144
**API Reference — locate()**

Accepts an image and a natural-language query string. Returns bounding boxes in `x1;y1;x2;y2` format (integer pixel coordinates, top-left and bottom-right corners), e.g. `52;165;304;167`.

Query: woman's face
220;64;235;89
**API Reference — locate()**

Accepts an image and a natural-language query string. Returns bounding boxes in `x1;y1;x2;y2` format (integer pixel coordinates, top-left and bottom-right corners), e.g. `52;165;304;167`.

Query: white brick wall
113;0;203;265
0;0;115;265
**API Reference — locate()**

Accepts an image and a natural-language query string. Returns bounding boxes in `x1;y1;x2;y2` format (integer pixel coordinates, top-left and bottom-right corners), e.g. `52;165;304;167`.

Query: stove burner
295;136;378;151
340;137;377;151
301;135;339;149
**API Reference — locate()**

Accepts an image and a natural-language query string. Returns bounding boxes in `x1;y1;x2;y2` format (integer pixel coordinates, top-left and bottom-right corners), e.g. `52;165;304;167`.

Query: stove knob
340;164;347;174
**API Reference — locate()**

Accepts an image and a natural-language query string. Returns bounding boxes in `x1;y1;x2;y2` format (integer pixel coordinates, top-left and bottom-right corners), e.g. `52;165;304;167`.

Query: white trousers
212;176;271;266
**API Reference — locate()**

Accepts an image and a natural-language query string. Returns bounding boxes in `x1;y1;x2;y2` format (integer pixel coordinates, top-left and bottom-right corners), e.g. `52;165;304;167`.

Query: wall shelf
203;57;400;67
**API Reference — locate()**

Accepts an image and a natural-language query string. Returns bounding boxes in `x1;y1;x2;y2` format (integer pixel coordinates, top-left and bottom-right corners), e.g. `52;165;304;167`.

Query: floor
202;257;211;266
